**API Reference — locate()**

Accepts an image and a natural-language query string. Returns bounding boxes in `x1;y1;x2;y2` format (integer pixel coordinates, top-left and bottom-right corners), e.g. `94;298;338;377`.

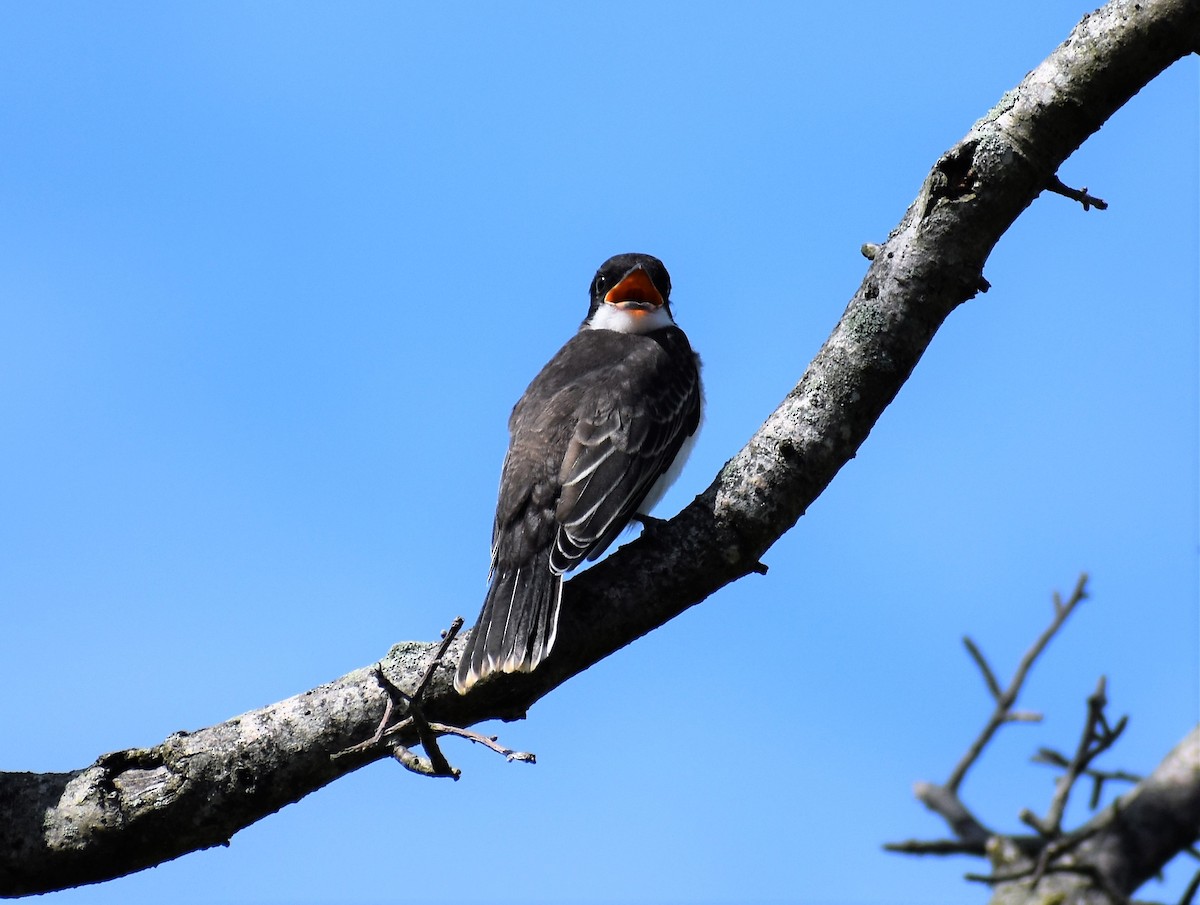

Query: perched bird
455;253;702;693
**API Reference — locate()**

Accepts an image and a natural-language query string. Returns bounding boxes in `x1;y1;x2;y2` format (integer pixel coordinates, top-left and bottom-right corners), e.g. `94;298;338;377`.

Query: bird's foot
632;511;670;542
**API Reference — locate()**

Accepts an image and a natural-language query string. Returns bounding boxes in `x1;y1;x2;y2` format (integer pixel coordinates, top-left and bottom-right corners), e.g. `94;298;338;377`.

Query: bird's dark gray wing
550;328;701;574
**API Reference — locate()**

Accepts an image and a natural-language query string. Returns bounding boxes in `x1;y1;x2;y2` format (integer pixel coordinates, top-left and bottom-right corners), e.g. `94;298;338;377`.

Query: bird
454;252;703;693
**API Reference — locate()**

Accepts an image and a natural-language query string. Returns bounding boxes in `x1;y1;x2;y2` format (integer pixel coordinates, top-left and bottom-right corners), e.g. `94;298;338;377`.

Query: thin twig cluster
333;617;535;778
885;575;1198;904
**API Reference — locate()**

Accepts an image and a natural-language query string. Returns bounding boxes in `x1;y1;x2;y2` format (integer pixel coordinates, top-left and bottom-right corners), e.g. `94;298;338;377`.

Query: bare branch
1046;174;1109;211
964;635;1004;701
426;723;537;764
945;575;1089;795
885;839;986;856
891;570;1200;903
1032;746;1142;811
1006;711;1044;724
890;576;1090;864
1026;676;1129;837
332;618;467;770
413;617;465;701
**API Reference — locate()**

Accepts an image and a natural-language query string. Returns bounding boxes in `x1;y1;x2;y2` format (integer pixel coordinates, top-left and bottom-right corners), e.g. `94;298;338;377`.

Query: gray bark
2;0;1197;897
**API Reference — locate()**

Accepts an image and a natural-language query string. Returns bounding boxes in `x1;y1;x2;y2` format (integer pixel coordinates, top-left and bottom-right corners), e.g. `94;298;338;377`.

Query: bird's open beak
604;266;664;311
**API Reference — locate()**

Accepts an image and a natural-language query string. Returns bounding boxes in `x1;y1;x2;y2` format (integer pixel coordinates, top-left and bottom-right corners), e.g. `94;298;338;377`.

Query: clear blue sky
1;3;1196;904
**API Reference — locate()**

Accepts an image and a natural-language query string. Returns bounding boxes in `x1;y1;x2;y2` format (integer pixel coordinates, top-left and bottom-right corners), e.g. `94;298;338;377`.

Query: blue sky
1;3;1196;904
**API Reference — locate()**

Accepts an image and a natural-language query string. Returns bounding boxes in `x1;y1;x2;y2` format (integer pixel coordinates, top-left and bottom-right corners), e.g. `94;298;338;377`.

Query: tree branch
3;0;1198;895
1046;175;1109;211
891;571;1200;903
987;727;1200;905
1021;676;1128;839
893;576;1090;858
948;575;1089;795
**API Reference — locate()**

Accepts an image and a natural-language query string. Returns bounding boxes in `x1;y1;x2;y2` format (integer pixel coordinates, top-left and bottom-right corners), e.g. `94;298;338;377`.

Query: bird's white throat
587;304;674;334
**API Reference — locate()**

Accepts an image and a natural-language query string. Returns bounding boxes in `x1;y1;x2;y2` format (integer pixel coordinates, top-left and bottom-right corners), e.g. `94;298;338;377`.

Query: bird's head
585;253;674;334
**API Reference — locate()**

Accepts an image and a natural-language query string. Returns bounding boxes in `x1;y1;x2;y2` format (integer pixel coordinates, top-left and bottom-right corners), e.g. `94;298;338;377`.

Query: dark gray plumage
455;253;702;693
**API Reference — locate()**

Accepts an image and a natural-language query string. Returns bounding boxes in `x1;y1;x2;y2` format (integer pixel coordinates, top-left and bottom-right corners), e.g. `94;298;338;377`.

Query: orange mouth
603;266;664;311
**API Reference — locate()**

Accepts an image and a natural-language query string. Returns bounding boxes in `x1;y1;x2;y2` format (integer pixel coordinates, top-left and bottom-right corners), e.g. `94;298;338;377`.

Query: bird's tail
455;551;562;694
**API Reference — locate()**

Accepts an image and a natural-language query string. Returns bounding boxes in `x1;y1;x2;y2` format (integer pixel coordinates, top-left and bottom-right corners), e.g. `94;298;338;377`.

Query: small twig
883;838;987;856
414;617;464;701
892;576;1154;905
1027;675;1128;837
963;635;1003;701
888;576;1090;859
1005;710;1044;724
1019;807;1043;835
945;574;1089;794
427;722;537;764
1046;174;1109;211
392;745;459;778
1032;747;1141;782
330;672;414;760
333;617;536;777
408;711;457;778
331;618;464;771
388;619;465;779
1032;746;1141;808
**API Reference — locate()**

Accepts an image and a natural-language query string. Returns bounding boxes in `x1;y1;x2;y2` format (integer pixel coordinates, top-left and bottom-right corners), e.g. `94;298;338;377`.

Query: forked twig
334;617;466;761
332;617;536;777
1021;675;1128;838
888;576;1091;858
887;575;1167;905
946;574;1089;794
